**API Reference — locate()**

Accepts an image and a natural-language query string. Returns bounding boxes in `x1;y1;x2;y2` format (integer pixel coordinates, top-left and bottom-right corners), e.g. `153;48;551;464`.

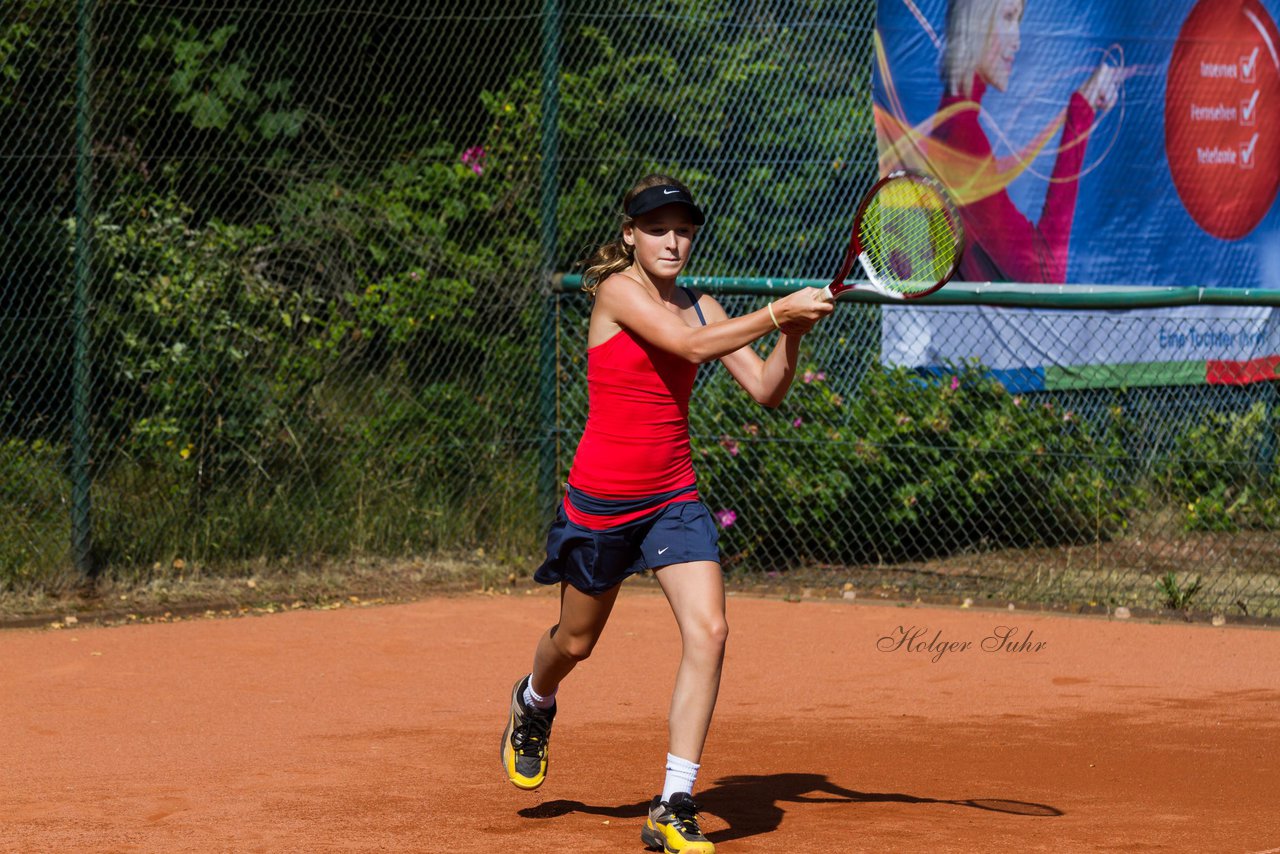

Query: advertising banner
874;0;1280;388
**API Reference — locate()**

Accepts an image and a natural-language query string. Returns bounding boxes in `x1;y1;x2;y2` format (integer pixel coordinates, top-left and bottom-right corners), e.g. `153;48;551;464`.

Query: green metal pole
552;274;1280;308
537;0;561;521
71;0;94;579
1261;390;1277;480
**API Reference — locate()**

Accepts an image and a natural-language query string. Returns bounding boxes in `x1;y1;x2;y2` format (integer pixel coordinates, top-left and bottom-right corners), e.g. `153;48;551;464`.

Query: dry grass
0;551;536;629
6;522;1280;629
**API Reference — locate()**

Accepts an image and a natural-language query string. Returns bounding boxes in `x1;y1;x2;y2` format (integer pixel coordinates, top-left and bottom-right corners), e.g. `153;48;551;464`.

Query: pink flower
715;509;737;529
803;370;815;384
792;417;803;428
742;423;759;437
460;146;486;175
719;435;740;457
816;371;826;382
949;376;960;391
1013;395;1023;407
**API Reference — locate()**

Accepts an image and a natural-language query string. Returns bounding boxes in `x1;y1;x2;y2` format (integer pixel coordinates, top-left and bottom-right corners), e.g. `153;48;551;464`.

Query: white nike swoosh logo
658;547;669;554
663;189;678;195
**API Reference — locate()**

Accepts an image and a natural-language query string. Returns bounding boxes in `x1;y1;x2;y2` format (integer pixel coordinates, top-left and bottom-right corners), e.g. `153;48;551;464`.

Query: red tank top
567;327;698;498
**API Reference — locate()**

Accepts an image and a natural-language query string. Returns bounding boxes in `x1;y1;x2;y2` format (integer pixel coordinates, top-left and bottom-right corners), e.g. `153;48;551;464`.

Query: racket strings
858;179;960;295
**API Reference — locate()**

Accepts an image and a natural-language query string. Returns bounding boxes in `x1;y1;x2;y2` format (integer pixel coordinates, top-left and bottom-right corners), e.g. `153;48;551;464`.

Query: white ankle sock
523;676;556;711
661;753;700;803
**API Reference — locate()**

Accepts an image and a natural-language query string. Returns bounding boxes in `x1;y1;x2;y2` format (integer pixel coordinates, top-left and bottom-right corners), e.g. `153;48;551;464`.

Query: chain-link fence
4;0;555;587
3;1;1278;618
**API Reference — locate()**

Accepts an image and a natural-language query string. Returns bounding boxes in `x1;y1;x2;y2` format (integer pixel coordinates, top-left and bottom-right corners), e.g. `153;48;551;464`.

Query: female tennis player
500;174;833;853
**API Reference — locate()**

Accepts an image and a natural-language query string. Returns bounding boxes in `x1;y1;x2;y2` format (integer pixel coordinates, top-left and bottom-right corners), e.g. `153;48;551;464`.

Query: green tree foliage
507;0;878;274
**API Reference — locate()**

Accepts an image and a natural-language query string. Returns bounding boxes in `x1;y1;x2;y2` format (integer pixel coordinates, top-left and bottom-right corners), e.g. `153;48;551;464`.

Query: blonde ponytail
581;238;634;297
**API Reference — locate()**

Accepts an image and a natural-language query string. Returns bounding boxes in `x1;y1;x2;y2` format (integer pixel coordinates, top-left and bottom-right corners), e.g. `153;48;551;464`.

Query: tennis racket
821;170;964;302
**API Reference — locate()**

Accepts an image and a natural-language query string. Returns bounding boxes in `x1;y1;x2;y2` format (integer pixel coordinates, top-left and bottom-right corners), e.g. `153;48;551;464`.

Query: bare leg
653;561;728;762
530;581;621;697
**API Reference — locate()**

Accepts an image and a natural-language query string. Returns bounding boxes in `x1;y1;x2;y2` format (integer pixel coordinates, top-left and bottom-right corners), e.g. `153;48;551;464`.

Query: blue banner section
873;0;1280;287
874;0;1280;383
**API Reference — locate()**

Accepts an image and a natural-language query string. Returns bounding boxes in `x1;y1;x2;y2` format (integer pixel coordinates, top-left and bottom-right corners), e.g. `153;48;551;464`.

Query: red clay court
5;588;1279;852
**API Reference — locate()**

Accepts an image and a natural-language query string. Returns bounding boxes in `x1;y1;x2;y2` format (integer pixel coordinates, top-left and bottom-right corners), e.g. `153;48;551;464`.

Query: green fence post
1261;390;1278;480
71;0;95;579
537;0;561;521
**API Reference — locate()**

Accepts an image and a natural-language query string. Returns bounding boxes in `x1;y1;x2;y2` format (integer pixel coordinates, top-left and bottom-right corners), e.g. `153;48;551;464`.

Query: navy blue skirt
534;496;721;595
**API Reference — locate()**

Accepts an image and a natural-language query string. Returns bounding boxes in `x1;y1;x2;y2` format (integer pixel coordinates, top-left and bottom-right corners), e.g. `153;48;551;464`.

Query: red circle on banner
1165;0;1280;240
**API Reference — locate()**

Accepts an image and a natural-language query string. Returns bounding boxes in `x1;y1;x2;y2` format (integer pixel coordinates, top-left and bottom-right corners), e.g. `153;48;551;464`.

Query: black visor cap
624;185;706;225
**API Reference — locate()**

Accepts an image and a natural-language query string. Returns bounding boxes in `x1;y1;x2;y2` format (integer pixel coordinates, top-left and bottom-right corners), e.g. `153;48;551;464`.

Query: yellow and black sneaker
500;675;555;790
641;792;715;853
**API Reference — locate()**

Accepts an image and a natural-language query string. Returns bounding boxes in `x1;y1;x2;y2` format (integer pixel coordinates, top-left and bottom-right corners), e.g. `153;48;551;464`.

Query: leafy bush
1158;401;1280;532
274;143;538;406
92;192;336;485
693;360;1142;568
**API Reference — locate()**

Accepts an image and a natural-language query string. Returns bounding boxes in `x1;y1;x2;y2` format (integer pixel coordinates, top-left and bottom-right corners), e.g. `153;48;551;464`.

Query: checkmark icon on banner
1241;47;1259;82
1240;132;1259;169
1241;89;1260;125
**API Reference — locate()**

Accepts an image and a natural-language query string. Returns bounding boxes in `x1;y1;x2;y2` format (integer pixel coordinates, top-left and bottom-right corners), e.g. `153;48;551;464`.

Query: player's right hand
775;287;836;330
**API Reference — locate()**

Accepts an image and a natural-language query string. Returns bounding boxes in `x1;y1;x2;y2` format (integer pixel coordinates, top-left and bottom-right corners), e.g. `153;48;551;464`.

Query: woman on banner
933;0;1124;282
